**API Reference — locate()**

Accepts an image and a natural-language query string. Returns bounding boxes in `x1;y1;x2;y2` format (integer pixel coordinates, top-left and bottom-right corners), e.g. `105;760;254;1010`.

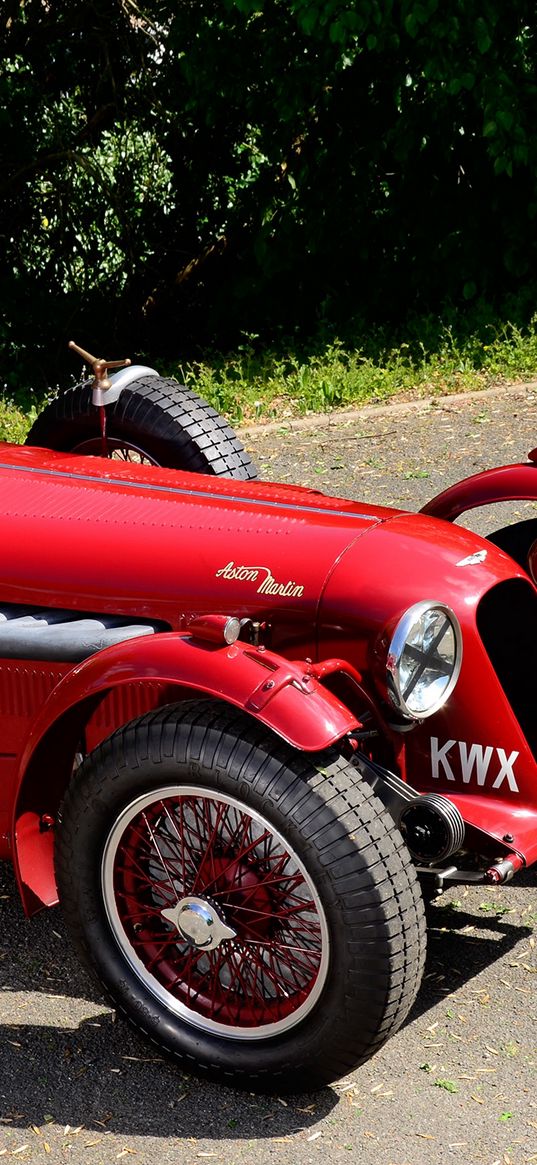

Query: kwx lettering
430;737;519;793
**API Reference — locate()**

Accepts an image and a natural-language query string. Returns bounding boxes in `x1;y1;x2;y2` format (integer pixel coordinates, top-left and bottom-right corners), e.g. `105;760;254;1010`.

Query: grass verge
3;312;537;442
173;313;537;426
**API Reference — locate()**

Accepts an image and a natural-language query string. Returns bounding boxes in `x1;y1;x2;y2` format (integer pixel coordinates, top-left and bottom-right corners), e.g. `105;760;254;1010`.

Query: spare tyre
26;375;257;480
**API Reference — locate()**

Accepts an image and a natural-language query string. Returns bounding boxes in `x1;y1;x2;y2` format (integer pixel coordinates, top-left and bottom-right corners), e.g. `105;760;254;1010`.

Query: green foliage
2;1;537;392
434;1078;459;1094
167;310;537;424
0;398;37;443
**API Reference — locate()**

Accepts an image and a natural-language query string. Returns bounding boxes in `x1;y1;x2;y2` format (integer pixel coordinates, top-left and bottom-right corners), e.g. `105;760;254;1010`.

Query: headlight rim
386;599;463;721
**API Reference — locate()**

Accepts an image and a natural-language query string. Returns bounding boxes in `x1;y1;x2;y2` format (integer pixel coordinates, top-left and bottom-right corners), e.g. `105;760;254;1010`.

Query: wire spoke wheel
102;786;329;1037
56;703;426;1089
69;437;158;465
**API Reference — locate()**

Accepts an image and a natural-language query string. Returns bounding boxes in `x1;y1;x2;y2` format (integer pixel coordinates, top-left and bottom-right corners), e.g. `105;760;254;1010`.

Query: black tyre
25;376;257;479
56;702;426;1092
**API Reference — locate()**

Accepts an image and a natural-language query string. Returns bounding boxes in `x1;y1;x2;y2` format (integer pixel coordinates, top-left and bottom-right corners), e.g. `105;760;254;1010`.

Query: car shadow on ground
0;863;534;1138
411;887;535;1023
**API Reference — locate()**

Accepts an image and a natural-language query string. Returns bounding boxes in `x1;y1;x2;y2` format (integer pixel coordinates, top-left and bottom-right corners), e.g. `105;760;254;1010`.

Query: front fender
421;462;537;522
13;633;359;915
98;363;159;404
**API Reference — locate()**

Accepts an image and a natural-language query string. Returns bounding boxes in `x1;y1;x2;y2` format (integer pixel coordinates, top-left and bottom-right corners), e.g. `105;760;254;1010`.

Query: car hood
318;509;532;667
0;444;401;622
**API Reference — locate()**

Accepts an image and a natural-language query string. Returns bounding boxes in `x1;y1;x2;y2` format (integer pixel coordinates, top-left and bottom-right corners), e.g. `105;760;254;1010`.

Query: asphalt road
1;382;537;1165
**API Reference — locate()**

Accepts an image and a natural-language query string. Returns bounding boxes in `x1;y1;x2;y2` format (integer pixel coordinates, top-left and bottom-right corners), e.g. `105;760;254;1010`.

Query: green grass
3;311;537;441
0;397;37;444
173;312;537;426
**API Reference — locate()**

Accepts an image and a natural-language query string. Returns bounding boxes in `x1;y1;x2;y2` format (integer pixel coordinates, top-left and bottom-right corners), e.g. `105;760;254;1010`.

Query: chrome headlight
386;601;462;720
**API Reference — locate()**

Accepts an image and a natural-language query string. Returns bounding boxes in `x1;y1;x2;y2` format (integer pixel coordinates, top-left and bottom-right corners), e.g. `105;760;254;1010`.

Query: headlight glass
386;601;462;719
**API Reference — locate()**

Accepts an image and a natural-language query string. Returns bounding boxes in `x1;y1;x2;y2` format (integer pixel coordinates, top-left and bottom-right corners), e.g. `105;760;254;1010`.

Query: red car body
2;428;537;1089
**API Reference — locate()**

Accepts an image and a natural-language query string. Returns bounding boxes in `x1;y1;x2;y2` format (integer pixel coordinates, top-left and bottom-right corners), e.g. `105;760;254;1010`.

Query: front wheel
56;703;426;1091
25;376;257;480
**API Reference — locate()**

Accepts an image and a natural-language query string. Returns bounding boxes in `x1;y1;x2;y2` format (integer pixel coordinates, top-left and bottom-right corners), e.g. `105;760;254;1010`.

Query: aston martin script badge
216;561;304;597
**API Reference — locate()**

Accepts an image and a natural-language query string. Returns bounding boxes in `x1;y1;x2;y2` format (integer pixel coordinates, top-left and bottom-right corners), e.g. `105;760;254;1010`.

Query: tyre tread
56;700;426;1091
26;376;257;480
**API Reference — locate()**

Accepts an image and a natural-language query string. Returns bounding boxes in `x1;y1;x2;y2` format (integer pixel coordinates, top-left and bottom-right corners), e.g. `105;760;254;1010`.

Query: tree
2;1;537;389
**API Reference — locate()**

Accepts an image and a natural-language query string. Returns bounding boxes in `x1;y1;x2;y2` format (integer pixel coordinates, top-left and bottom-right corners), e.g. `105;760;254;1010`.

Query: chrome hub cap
162;896;236;950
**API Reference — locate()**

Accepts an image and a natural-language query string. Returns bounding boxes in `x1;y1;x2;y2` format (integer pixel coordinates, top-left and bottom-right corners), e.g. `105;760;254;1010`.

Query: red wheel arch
421;463;537;522
13;633;360;915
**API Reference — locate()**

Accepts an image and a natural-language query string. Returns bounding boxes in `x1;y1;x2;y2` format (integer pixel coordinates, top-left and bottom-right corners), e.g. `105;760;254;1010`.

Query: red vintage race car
2;348;537;1092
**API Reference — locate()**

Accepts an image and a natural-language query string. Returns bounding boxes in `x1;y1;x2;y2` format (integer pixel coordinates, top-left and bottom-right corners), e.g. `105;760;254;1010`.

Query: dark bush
2;1;537;388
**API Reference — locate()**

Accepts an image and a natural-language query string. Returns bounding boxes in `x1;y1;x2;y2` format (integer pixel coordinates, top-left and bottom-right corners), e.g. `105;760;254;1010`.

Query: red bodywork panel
11;636;359;912
0;444;395;629
0;441;537;909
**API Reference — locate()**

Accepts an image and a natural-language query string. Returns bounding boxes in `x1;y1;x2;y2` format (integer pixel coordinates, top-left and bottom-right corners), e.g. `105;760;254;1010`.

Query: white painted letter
431;738;456;781
491;749;520;793
458;741;493;786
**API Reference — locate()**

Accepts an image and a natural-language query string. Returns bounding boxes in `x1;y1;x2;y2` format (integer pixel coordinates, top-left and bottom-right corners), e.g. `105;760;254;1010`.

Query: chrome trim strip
0;461;378;522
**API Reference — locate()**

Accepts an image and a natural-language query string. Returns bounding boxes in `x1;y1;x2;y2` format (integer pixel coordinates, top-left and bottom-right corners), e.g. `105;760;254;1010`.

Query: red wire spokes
113;791;325;1029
